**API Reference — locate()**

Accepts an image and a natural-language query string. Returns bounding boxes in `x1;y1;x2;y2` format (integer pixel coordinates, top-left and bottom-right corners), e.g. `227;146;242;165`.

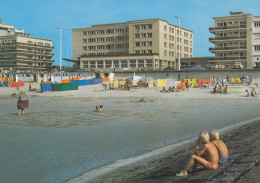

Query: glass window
121;60;127;68
105;60;112;68
97;61;103;68
138;60;144;68
113;60;119;68
130;60;136;67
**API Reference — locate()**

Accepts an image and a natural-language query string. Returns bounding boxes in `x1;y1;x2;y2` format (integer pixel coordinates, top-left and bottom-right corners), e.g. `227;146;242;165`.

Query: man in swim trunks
176;131;219;176
210;130;228;163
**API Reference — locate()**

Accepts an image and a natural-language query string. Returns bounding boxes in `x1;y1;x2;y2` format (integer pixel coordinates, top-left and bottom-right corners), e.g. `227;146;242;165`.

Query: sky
0;0;259;66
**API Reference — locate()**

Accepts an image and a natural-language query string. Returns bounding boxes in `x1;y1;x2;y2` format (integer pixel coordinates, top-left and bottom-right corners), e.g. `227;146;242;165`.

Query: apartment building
0;18;54;73
73;18;193;71
209;11;260;69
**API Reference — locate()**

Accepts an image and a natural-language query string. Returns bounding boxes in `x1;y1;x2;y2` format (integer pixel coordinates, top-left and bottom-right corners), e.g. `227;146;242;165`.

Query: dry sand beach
0;82;260;183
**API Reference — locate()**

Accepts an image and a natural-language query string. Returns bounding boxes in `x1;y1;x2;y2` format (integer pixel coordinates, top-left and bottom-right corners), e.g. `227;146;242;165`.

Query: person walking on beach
17;96;24;116
210;130;228;164
176;131;219;176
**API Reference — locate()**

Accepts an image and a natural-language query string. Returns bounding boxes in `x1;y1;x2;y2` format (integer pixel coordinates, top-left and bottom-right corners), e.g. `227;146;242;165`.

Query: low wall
114;69;260;83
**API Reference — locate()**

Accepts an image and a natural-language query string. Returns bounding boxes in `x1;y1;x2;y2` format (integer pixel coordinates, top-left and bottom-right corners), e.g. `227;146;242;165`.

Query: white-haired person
176;131;219;176
210;130;228;164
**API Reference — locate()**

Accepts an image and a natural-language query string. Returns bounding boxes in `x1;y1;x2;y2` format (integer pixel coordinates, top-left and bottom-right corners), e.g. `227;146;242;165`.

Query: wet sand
83;120;260;183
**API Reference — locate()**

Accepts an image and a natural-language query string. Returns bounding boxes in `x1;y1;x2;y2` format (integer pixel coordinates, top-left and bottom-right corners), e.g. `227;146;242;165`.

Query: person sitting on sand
176;131;219;176
95;105;103;112
210;130;229;164
161;86;169;93
251;88;256;97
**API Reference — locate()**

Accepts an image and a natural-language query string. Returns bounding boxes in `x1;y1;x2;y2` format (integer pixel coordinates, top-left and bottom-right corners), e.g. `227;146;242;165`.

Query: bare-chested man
210;130;228;163
176;131;219;176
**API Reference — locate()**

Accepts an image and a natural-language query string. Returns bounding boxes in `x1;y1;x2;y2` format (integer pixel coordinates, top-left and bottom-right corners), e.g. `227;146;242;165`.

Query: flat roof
72;18;193;32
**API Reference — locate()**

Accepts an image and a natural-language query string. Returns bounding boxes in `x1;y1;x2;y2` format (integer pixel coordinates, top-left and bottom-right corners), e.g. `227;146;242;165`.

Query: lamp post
56;27;65;71
175;16;182;70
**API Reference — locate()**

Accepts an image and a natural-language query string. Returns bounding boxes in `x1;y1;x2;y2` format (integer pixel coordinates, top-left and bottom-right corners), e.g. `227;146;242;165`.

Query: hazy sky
0;0;259;66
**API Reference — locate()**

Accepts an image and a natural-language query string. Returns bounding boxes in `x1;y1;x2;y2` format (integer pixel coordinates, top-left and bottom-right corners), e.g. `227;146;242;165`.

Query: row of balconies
209;35;246;42
209;56;246;61
0;58;54;63
0;49;54;56
209;25;247;32
209;46;247;51
0;42;54;49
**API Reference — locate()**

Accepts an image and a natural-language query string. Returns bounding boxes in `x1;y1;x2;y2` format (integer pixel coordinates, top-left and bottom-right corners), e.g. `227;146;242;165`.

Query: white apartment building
73;18;193;71
0;18;54;73
209;11;260;69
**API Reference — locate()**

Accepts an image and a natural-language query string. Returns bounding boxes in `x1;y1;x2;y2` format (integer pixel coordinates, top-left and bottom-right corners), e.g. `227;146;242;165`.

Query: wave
67;116;260;183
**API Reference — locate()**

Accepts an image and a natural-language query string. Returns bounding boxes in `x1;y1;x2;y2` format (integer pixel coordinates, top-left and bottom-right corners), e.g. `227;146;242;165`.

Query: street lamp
56;27;65;71
175;16;182;70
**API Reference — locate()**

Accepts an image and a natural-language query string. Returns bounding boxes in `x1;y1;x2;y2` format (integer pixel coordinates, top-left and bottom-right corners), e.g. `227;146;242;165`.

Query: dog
20;90;25;94
11;93;16;98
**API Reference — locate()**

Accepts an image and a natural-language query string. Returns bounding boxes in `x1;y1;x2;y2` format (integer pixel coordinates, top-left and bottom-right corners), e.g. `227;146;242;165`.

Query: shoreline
68;118;260;183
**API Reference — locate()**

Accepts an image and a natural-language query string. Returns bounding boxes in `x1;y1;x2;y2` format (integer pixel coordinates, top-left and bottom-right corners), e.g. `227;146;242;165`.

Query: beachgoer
210;130;228;164
251;88;256;97
246;89;249;97
17;96;24;115
95;105;103;112
178;74;181;81
176;131;219;176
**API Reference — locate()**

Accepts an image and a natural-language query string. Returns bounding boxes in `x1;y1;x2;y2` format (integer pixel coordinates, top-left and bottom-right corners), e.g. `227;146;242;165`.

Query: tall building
209;11;260;69
0;18;54;73
73;18;193;71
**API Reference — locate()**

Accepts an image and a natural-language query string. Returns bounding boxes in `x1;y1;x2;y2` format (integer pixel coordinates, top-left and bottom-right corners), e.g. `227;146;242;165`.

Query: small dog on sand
11;93;16;98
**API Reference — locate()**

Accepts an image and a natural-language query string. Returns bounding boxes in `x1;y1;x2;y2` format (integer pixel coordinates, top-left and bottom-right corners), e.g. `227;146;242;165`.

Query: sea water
0;96;260;183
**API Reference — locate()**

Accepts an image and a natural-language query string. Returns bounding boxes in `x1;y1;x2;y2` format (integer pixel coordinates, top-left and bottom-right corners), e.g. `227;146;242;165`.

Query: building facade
209;11;260;69
73;18;193;71
0;18;54;73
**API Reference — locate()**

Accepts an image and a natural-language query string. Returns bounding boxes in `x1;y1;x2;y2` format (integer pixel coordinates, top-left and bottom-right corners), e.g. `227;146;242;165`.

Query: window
147;50;152;53
141;25;146;29
255;45;260;51
147;41;152;46
164;34;167;39
164;26;167;31
135;42;140;47
164;42;167;48
135;34;140;38
148;33;152;38
147;24;152;29
121;60;127;68
135;50;140;54
254;22;260;27
141;42;146;46
135;25;140;30
141;33;146;38
83;39;87;43
164;50;167;56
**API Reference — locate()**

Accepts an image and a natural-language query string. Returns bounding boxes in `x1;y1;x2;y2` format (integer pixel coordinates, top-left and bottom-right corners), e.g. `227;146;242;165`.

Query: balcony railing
209;35;246;41
0;42;54;49
209;56;246;61
209;25;246;31
209;46;247;51
0;49;54;56
0;58;54;63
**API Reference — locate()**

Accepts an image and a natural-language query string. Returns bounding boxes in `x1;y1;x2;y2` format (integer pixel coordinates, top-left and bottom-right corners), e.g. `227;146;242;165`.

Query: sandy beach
0;82;260;183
